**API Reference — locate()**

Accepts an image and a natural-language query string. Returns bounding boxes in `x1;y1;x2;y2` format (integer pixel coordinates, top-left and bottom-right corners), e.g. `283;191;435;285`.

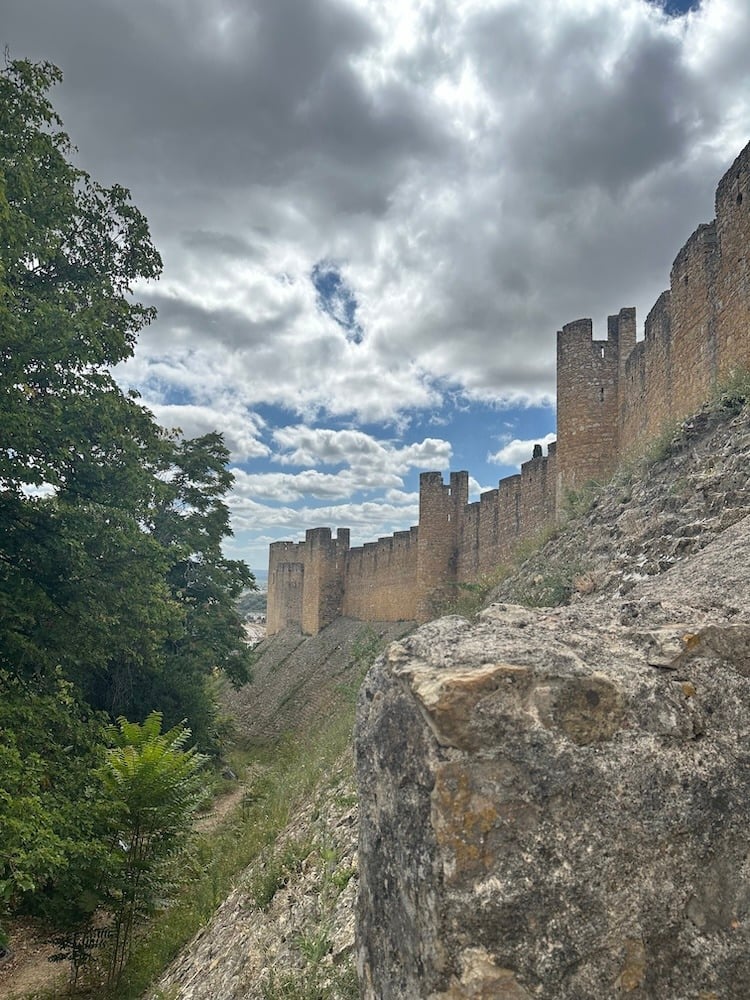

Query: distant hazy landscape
237;587;267;619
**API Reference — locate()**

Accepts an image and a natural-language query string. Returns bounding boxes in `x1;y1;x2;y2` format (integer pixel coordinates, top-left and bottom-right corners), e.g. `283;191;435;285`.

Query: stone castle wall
267;142;750;636
455;446;557;583
341;529;419;622
267;528;350;635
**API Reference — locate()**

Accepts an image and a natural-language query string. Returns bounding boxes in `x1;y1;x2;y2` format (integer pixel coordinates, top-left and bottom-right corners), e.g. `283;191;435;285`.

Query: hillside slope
231;618;414;744
356;394;750;999
151;394;750;1000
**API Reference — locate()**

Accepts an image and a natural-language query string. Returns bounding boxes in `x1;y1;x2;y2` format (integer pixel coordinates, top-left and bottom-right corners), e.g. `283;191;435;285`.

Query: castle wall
619;291;672;451
715;145;750;379
619;144;749;459
668;221;720;421
555;315;625;503
267;141;750;636
267;540;307;634
455;444;557;584
266;561;304;633
416;471;468;618
342;528;419;621
267;528;349;636
518;444;557;538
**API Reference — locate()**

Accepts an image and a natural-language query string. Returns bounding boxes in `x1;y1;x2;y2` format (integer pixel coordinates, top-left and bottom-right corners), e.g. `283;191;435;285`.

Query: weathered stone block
356;605;750;999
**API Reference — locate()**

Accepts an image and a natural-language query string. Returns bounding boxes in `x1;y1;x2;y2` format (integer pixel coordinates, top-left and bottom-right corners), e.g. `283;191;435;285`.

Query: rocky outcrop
355;511;750;997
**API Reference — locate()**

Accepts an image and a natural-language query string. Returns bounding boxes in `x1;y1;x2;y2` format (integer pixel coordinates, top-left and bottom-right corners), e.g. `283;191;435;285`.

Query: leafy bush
98;713;206;985
711;367;750;416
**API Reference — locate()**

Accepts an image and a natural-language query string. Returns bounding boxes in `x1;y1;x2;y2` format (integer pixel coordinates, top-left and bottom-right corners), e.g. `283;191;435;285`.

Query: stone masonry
267;141;750;636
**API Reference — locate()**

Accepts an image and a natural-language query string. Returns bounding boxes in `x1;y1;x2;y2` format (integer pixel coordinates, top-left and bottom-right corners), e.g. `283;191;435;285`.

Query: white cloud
468;476;485;500
145;402;270;462
230;429;451;501
230;467;403;502
4;0;750;563
488;432;557;469
272;426;452;472
20;483;57;500
384;488;419;505
227;493;420;563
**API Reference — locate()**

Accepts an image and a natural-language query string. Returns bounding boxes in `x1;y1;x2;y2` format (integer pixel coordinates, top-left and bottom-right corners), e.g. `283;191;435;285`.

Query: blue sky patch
311;260;364;344
659;0;700;15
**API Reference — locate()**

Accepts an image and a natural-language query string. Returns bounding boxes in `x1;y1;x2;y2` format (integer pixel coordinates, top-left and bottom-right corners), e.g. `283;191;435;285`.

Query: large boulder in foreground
355;601;750;999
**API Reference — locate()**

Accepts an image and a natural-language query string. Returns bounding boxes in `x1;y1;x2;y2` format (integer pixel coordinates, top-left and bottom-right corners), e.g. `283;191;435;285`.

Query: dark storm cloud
143;291;305;351
3;0;448;214
180;230;263;260
4;0;750;507
468;1;697;191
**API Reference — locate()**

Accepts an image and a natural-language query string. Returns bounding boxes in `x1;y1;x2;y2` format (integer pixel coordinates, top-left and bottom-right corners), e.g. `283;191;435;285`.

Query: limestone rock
355;601;750;999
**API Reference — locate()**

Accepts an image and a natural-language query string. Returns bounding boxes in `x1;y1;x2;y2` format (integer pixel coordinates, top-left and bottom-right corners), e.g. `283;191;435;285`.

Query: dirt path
194;781;249;833
0;920;67;999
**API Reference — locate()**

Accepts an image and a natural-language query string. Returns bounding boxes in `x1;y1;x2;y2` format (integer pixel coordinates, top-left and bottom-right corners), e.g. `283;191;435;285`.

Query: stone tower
416;471;469;619
555;307;635;507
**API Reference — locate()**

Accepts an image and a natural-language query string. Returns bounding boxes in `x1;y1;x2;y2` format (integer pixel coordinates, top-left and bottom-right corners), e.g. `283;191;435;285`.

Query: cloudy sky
4;0;749;579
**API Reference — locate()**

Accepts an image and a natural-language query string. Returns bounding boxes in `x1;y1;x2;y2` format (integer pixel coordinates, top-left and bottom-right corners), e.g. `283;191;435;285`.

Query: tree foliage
0;57;256;957
99;712;206;983
0;56;254;722
0;673;111;947
0;59;161;494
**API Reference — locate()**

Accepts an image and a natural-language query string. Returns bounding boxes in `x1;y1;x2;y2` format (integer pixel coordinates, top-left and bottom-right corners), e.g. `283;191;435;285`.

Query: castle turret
416;471;468;619
267;540;306;635
266;527;349;636
556;310;633;508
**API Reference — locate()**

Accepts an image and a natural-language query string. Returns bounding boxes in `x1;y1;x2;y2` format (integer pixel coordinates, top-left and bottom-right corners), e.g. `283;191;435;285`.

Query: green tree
0;59;162;496
0;56;173;697
143;432;256;746
0;672;110;951
0;57;254;733
98;712;206;984
0;56;256;951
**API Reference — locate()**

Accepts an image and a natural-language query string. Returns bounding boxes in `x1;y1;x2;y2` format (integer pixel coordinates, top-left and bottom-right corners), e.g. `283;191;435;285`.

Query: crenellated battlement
267;141;750;635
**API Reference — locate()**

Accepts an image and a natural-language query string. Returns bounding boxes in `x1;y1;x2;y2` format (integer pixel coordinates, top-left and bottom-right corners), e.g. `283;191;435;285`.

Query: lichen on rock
355;588;750;999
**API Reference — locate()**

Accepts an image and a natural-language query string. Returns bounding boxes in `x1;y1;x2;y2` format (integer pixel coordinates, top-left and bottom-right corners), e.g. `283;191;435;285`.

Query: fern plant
98;711;206;985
